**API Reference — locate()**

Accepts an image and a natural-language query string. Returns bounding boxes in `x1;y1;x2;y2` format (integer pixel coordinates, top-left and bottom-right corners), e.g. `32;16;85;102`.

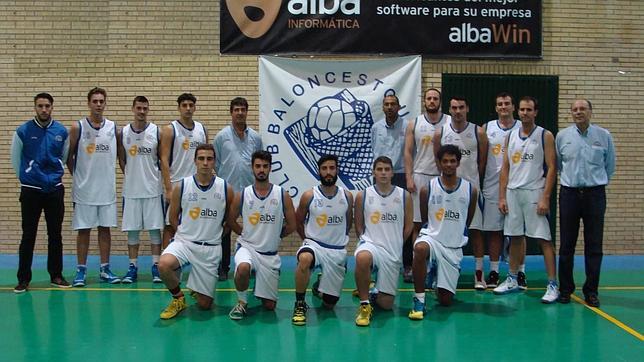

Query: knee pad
127;231;141;245
149;229;161;245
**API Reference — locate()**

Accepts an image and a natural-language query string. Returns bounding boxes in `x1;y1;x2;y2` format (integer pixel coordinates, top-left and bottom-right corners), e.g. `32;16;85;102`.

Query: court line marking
571;294;644;341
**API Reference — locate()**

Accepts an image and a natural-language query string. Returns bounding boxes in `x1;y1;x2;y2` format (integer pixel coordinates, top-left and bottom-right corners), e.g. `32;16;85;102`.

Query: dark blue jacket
16;119;68;193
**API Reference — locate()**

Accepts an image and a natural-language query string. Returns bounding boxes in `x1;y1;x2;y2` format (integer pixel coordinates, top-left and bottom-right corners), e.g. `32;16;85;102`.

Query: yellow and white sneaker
355;303;373;327
160;296;187;319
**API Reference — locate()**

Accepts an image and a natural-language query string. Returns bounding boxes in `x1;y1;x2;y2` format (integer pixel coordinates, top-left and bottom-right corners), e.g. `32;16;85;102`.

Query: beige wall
0;1;642;255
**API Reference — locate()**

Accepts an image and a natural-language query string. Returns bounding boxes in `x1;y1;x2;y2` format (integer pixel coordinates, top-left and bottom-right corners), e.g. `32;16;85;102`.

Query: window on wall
441;74;559;254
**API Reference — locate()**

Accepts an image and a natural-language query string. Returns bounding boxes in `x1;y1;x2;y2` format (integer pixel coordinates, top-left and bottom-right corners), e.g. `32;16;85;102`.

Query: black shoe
585;294;600;308
485;271;500;288
218;269;229;282
558;294;571;304
51;276;71;288
517;271;527;290
14;282;29;294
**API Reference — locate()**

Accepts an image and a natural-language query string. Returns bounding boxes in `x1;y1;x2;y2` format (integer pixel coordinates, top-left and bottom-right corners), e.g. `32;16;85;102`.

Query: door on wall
441;74;559;255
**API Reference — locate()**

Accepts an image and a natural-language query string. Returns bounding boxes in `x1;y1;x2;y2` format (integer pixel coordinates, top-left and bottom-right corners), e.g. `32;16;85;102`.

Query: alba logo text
128;145;153;156
249;212;277;225
288;0;360;15
370;211;398;224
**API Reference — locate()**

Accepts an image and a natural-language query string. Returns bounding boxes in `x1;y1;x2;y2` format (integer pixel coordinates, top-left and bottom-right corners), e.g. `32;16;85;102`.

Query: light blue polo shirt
371;116;408;174
213;125;263;193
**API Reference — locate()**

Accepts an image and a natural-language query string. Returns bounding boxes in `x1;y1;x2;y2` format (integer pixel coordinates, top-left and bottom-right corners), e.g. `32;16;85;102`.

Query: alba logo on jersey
369;211;398;224
249;212;276;226
512;151;534;164
189;207;219;220
421;135;432;146
85;143;110;154
182;138;200;151
315;213;344;227
128;145;153;156
492;143;502;156
435;207;461;221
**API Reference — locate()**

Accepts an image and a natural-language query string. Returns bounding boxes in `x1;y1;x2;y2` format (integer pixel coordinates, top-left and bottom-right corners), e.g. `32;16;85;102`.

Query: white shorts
297;239;347;298
481;189;503;232
504;188;551;240
354;241;401;296
234;244;281;302
72;203;117;230
163;239;221;298
469;192;484;231
414;236;463;294
412;173;438;223
122;196;164;231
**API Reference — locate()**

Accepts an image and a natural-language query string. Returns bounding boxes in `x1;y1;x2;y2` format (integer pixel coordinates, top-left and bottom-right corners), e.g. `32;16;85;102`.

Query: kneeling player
157;144;233;319
292;155;354;326
409;145;477;320
354;156;413;327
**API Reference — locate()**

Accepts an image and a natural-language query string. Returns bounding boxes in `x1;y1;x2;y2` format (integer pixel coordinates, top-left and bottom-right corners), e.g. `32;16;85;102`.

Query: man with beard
403;88;451;282
291;154;354;326
228;151;297;320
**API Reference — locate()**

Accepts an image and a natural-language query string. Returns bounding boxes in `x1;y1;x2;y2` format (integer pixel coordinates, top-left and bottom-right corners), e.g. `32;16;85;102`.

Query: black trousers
17;186;65;283
558;185;606;297
219;229;231;273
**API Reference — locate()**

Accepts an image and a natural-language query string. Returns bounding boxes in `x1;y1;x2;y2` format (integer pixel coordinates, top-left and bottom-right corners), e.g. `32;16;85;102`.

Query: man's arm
605;131;616;180
466;186;479;228
281;191;297;238
10;132;22;177
433;127;443;172
224;183;235;230
169;180;182;230
295;190;313;240
538;130;556;216
498;135;511;215
354;191;365;236
403;190;414;240
476;125;489;190
159;124;174;202
345;190;354;235
227;191;243;236
403;120;416;193
116;127;125;173
67;121;80;175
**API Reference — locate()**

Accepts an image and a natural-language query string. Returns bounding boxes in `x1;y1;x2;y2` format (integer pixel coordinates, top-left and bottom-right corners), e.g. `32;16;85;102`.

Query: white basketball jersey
175;176;227;244
72;118;116;205
239;184;285;253
441;122;480;187
304;186;349;247
420;177;472;248
122;123;162;198
170;120;207;183
360;185;406;260
507;126;546;190
483;120;521;195
413;113;450;176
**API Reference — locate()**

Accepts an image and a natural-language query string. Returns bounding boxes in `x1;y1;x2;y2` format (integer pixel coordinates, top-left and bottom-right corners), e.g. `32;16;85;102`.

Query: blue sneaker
73;266;87;287
408;297;426;320
151;263;162;283
100;265;121;284
121;264;138;284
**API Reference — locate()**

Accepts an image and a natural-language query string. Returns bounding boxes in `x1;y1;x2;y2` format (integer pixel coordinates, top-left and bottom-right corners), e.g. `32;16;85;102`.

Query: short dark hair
34;92;53;105
437;144;462;163
450;95;468;107
317;154;338;168
132;96;149;106
252;150;272;164
177;93;197;105
373;156;393;169
87;87;107;101
194;143;215;160
383;94;400;105
230;97;249;112
519;96;539;111
495;92;514;105
425;88;442;99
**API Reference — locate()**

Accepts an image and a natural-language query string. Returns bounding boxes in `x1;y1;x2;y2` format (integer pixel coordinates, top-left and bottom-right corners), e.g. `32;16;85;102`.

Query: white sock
414;293;425;304
100;263;109;268
129;259;137;267
475;257;484;271
152;255;160;264
360;300;370;305
490;261;500;273
519;264;526;273
236;290;248;304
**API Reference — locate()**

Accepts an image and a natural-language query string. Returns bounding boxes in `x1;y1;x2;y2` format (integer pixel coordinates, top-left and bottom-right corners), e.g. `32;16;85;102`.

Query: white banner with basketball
259;55;421;201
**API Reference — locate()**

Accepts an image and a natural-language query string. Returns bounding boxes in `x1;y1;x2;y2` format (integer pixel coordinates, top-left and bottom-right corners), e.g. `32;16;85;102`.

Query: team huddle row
12;88;615;326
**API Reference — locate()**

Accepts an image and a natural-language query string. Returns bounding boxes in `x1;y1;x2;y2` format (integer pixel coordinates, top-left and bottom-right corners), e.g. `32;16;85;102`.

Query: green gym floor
1;255;642;362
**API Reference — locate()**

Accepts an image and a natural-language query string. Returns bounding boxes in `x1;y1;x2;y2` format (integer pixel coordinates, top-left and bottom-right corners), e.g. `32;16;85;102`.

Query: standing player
291;155;354;326
481;92;522;288
116;96;164;283
213;97;262;281
157;144;234;319
228;151;296;320
403;88;451;282
434;96;489;290
353;156;413;327
68;87;120;287
160;93;208;248
409;145;477;319
494;96;559;303
12;92;70;292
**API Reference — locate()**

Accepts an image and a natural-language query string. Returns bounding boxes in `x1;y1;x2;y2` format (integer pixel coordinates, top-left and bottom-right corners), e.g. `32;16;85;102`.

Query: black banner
220;0;542;58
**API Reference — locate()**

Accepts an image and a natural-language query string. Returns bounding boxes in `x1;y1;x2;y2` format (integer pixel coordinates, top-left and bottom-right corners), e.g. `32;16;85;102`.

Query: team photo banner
221;0;542;58
259;55;421;201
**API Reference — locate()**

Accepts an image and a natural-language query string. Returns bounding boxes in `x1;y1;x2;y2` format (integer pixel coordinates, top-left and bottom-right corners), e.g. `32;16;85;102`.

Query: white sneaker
493;275;519;295
541;282;560;304
474;270;487;290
